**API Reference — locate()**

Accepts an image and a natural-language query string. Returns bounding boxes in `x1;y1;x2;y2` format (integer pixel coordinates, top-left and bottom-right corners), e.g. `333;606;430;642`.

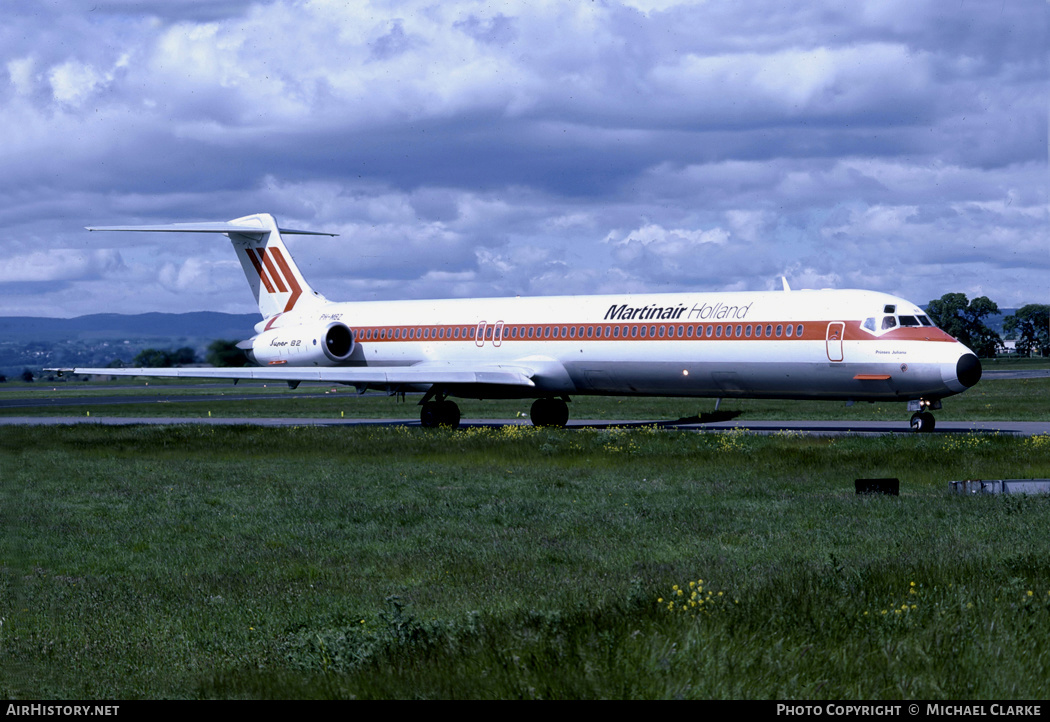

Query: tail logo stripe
245;248;276;294
270;247;303;312
245;246;303;313
259;248;288;293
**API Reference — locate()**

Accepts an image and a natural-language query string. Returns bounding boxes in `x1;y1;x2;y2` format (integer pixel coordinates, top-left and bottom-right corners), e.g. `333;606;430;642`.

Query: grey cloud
453;13;517;46
0;0;1044;316
369;19;417;62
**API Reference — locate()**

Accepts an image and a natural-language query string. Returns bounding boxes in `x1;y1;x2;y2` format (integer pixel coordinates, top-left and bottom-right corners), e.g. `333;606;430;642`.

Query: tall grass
2;425;1049;698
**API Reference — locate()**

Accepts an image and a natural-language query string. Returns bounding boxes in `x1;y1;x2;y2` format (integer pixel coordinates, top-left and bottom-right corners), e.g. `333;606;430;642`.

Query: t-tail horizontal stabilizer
86;213;337;318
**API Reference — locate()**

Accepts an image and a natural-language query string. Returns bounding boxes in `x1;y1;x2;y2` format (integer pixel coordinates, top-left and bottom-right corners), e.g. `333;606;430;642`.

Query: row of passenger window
358;326;471;341
356;323;806;341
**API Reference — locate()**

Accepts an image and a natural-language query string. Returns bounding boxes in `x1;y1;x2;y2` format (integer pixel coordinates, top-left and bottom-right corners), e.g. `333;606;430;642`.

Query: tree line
926;294;1049;358
123;340;249;368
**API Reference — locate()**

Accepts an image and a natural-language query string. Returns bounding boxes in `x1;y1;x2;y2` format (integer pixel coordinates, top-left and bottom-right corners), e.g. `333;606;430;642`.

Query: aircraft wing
48;362;536;388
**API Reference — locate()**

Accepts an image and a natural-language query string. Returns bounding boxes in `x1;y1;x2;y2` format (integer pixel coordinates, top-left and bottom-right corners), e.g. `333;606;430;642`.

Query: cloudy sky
1;0;1046;318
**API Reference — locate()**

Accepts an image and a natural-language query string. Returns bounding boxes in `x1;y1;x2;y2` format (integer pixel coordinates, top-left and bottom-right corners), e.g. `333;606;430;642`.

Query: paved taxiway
0;391;318;409
2;415;1048;436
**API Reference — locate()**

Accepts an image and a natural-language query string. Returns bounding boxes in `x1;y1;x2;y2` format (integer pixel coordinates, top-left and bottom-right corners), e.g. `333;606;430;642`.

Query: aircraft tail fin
88;213;336;319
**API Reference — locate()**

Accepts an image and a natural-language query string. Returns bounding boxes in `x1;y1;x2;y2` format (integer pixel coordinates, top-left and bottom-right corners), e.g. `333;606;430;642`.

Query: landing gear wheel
910;411;936;433
530;397;569;428
438;400;461;428
420;400;461;429
420;401;441;428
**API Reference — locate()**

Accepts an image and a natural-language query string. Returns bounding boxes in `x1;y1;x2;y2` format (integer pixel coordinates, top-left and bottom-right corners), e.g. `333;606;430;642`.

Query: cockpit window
867;311;935;335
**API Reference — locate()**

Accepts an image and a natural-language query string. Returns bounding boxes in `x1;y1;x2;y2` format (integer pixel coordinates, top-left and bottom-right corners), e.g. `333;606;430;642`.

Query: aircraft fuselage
252;287;979;404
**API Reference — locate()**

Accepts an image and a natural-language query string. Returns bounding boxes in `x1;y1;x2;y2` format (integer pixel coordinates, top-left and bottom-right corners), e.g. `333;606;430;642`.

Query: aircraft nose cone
956;353;982;388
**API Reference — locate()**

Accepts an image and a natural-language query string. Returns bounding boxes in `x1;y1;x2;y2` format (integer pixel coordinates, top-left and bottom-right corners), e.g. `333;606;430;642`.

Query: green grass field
3;420;1050;699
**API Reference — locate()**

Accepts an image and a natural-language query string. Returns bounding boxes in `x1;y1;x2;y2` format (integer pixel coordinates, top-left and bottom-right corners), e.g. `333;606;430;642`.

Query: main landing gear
420;399;460;428
418;391;571;429
908;399;941;433
419;392;461;429
530;397;569;428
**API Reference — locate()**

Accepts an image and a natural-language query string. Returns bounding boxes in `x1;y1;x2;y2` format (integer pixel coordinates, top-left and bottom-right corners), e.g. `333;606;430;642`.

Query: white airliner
56;213;982;431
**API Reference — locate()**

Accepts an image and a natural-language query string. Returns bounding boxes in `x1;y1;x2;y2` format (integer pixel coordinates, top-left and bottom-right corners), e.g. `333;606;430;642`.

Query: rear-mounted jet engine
245;321;355;366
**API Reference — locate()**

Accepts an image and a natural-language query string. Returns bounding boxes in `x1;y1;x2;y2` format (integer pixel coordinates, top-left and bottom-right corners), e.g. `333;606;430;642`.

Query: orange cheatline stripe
347;321;817;342
288;319;953;345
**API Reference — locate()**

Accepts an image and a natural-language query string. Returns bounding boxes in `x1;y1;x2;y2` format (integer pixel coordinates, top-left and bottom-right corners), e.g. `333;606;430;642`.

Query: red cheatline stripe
339;321;955;344
854;374;892;380
258;319;957;346
347;321;817;342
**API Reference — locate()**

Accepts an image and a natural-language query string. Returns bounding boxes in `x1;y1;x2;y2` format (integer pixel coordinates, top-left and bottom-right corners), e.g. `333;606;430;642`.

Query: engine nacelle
246;322;356;366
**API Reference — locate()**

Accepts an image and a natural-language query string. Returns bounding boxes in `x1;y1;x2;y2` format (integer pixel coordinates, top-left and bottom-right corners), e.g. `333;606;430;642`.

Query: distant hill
985;310;1017;337
0;312;259;343
0;312;259;377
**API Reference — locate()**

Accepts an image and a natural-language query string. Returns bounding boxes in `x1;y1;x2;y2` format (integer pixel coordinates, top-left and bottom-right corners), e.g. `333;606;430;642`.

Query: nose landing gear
908;398;941;433
910;411;936;433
